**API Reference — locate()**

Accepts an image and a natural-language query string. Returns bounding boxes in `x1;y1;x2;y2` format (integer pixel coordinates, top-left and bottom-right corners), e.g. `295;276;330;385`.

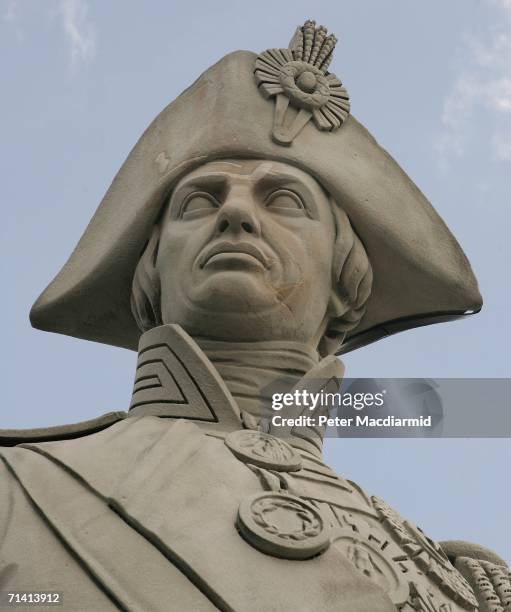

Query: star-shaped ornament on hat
254;20;351;145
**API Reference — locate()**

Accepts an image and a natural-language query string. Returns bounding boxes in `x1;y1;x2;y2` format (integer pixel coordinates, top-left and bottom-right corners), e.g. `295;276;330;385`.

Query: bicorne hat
30;21;482;354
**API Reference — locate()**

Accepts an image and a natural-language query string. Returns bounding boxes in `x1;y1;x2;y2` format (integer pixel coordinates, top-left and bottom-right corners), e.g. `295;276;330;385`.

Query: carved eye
181;192;219;218
266;189;306;214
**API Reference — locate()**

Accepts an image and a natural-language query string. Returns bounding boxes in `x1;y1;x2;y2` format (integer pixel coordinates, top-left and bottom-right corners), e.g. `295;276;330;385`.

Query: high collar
193;337;320;422
128;324;344;457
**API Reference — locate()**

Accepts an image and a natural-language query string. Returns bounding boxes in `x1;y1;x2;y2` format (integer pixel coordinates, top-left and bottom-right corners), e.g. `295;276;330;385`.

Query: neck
129;324;344;457
194;337;320;425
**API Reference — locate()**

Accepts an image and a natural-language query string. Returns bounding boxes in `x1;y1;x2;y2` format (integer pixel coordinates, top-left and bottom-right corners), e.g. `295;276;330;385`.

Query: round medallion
225;430;302;472
332;528;410;606
296;70;317;93
372;496;478;610
279;61;330;110
237;492;330;560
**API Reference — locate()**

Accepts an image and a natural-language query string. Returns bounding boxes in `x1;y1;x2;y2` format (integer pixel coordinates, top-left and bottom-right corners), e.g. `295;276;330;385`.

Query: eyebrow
255;172;308;191
175;173;230;190
253;169;317;216
171;174;231;208
172;167;319;217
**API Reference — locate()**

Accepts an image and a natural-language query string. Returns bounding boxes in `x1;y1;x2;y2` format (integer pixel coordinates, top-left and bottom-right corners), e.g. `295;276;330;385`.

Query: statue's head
131;159;371;355
29;21;482;354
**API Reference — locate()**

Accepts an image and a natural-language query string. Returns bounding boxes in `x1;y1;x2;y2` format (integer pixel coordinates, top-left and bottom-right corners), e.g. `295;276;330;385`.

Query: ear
130;225;163;332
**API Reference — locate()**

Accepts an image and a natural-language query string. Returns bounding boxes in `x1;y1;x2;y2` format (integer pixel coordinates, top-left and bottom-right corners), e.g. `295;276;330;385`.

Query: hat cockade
255;20;350;145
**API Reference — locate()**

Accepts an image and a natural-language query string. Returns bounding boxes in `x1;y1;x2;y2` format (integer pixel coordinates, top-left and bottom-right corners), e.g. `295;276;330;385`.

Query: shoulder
440;540;510;610
0;411;127;447
440;539;508;567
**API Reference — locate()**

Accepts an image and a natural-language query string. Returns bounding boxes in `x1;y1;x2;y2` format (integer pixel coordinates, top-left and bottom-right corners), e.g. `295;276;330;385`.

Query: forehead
175;159;321;187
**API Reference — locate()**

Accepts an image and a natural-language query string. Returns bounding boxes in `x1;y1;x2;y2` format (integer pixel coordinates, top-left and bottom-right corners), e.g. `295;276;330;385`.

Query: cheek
305;229;335;302
270;221;334;286
309;225;335;271
155;229;198;309
157;221;212;274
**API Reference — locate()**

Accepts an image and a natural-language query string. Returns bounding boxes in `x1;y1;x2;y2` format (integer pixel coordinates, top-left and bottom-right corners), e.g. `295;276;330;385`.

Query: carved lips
198;241;270;270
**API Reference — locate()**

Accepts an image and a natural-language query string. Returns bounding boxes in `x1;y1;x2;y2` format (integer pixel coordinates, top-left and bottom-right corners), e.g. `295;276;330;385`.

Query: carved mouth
199;241;269;269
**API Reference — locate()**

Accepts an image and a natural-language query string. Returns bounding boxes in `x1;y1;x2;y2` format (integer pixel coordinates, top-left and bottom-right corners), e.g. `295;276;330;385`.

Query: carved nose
215;202;261;236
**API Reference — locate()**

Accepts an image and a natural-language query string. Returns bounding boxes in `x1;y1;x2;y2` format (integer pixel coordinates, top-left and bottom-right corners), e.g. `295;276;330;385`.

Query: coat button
225;430;302;472
236;492;330;560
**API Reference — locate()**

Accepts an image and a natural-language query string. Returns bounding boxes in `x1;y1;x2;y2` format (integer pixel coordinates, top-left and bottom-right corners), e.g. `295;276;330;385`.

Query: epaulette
441;540;508;567
0;411;127;447
441;540;511;610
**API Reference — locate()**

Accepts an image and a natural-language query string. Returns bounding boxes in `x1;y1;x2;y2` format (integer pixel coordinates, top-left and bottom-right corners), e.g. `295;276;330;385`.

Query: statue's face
157;159;336;345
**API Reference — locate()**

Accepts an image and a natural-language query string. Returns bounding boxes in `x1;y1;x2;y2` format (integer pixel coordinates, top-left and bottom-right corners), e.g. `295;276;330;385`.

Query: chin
190;271;281;312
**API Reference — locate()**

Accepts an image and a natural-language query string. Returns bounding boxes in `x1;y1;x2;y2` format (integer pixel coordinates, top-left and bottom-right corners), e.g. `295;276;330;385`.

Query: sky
1;0;510;564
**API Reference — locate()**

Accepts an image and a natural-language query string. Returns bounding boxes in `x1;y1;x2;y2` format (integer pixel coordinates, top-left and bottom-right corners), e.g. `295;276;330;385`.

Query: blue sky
2;0;510;563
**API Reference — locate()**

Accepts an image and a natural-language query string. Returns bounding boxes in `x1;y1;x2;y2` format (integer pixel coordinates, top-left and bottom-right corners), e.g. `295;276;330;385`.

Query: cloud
57;0;96;68
4;1;96;67
3;0;23;41
436;2;511;166
3;0;19;22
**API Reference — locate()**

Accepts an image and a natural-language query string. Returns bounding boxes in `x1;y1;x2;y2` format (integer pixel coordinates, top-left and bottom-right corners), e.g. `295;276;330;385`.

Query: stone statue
1;20;508;612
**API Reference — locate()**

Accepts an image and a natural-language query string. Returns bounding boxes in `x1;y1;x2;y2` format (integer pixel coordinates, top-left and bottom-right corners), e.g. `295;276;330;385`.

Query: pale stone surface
1;324;501;610
0;19;504;612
